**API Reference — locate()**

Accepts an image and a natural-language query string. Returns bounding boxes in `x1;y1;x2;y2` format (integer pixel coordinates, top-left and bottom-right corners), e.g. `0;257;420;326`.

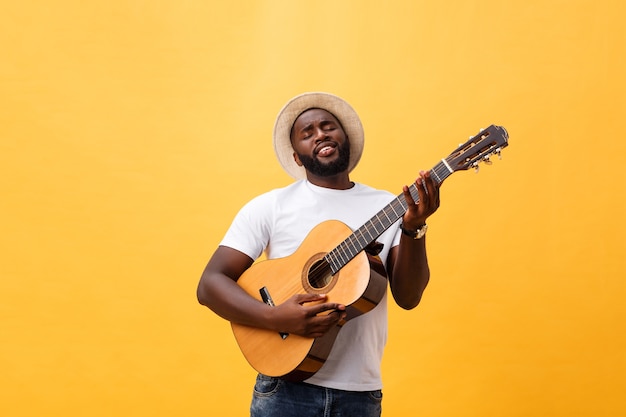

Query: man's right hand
269;293;346;338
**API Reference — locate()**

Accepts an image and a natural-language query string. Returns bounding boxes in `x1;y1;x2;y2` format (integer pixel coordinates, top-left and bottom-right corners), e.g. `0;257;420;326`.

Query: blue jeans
250;374;382;417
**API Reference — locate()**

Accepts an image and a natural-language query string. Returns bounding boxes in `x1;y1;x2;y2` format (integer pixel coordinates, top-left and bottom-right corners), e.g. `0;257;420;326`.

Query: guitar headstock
446;125;509;172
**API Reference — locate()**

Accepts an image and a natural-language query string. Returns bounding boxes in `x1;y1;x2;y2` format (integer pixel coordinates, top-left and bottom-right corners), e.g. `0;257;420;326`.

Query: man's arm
197;246;346;338
387;170;440;310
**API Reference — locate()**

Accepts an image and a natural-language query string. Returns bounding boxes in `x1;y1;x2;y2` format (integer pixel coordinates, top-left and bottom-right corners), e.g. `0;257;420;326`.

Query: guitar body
231;220;388;380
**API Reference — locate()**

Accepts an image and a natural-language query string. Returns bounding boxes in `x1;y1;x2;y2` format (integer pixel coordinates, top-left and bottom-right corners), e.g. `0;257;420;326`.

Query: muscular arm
387;170;441;310
197;246;346;337
196;246;260;325
388;234;430;309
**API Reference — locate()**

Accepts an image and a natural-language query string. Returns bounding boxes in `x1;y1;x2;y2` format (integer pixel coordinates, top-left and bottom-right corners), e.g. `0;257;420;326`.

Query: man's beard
296;140;351;177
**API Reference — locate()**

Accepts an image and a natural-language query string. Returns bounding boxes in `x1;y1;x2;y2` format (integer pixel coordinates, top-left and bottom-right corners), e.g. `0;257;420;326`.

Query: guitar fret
337;247;349;264
433;161;453;185
346;234;358;254
390;196;407;218
431;169;441;183
381;208;393;224
354;229;367;250
373;213;384;230
327;253;338;272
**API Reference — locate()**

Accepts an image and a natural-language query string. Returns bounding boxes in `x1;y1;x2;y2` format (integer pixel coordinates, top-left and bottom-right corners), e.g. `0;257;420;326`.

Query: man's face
290;108;351;177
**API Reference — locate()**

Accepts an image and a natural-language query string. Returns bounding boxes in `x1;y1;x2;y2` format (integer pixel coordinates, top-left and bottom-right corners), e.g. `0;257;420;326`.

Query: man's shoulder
256;180;305;197
352;182;395;198
243;180;306;206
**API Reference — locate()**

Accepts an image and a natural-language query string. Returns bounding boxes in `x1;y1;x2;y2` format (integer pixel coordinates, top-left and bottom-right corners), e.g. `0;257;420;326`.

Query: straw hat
273;92;365;180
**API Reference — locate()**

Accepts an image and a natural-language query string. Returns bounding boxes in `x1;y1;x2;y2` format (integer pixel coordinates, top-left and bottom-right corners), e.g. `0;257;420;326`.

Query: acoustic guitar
231;125;509;381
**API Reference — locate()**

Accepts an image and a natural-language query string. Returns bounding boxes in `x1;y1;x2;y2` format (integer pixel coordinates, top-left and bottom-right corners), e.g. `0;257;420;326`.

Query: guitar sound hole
308;259;333;289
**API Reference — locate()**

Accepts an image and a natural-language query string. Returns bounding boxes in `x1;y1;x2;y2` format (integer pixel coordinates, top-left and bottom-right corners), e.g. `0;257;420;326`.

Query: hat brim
273;92;364;180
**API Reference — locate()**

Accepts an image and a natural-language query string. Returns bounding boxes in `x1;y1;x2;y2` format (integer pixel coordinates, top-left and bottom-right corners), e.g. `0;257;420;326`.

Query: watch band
400;223;428;240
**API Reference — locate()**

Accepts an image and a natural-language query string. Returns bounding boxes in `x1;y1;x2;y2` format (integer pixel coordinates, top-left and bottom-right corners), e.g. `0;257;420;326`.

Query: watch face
416;224;428;239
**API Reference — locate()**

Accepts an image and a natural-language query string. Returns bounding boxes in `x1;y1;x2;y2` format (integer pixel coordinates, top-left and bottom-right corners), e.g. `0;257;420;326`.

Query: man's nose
313;128;327;142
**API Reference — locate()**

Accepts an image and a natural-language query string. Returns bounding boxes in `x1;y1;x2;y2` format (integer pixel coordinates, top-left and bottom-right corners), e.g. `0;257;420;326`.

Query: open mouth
316;143;336;157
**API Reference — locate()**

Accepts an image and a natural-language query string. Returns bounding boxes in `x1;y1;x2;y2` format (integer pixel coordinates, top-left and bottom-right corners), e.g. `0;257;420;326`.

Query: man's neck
305;172;354;190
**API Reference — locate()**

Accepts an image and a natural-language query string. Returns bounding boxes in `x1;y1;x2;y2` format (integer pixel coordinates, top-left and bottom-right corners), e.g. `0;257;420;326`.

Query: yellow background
2;1;625;416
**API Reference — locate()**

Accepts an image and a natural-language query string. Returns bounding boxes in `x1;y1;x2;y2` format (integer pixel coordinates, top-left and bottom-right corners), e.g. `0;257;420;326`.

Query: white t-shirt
220;180;402;391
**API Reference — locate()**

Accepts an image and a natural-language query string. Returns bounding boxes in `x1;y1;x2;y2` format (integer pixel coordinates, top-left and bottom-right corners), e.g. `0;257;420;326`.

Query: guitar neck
324;160;454;274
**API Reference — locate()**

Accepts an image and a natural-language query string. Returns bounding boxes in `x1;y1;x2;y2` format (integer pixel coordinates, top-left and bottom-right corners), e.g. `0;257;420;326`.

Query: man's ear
293;152;303;167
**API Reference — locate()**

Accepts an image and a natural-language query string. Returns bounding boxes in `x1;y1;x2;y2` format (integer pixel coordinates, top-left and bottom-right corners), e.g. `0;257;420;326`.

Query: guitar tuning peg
496;150;502;160
473;162;480;173
483;156;492;165
479;128;485;132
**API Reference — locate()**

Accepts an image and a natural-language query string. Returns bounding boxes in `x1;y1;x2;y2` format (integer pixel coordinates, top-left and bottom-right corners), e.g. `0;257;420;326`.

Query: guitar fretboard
324;160;453;274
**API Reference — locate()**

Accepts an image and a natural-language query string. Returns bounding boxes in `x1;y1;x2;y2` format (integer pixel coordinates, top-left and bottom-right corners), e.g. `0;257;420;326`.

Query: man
197;92;440;416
